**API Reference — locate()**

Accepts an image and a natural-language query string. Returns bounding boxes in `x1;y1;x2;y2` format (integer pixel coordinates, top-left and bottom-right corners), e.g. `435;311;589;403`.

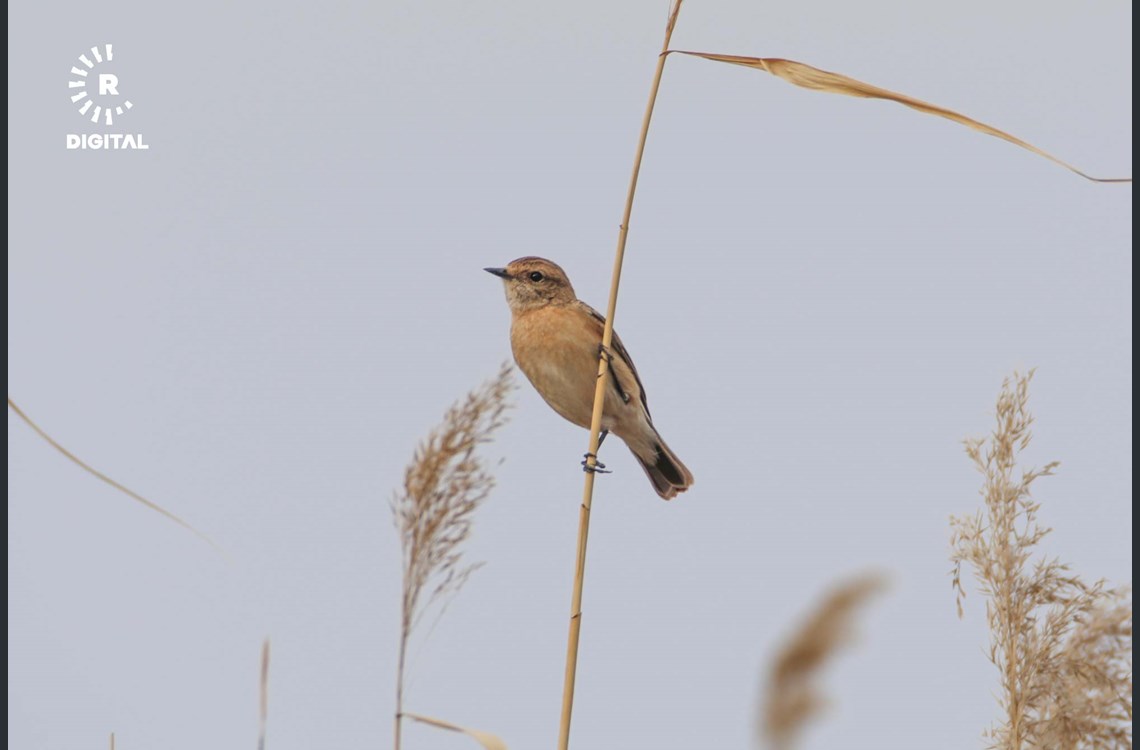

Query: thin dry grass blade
761;572;887;750
671;51;1130;183
7;397;219;551
258;638;270;750
403;712;509;750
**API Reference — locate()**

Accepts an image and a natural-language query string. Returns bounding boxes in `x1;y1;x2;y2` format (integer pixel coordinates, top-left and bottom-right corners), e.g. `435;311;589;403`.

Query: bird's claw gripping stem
581;452;611;474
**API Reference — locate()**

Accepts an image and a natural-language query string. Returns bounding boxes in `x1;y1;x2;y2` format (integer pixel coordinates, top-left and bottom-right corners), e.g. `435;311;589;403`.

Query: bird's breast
509;306;604;429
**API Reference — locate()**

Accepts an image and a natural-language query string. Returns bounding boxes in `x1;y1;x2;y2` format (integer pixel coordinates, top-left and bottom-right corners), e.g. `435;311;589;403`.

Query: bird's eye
529;271;545;282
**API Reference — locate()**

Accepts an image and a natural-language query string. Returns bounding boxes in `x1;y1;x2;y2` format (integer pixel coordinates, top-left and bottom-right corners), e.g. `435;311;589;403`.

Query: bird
485;257;693;499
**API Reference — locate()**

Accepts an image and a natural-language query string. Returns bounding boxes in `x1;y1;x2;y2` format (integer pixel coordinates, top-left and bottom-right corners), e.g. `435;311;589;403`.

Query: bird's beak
483;267;510;279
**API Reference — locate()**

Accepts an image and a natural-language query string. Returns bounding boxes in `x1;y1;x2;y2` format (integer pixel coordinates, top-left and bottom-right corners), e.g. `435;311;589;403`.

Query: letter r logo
98;74;120;96
69;45;135;126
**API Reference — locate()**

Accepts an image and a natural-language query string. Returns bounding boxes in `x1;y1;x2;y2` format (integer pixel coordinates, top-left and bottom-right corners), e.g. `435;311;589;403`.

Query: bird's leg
582;431;612;473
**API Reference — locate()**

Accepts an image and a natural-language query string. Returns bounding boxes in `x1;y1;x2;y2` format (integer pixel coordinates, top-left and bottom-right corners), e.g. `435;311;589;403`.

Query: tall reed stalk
556;2;685;748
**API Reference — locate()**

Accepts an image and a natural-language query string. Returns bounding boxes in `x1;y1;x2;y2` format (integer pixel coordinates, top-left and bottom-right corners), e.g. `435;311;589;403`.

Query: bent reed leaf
403;712;509;750
7;397;219;551
671;51;1131;183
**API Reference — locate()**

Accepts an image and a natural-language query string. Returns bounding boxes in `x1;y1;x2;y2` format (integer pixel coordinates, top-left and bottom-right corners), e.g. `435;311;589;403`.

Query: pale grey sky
7;1;1131;749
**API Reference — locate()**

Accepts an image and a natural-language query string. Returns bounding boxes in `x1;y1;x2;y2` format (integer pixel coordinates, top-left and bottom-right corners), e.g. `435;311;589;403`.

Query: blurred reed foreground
758;573;887;750
756;373;1131;750
10;352;1130;749
379;363;1130;750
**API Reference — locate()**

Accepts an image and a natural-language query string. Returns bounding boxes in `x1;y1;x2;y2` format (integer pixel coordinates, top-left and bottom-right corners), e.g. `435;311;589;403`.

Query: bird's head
484;257;577;313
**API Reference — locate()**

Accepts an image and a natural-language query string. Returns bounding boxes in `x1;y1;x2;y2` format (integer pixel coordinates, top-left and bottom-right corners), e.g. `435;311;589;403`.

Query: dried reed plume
950;372;1132;749
391;364;513;750
759;573;886;750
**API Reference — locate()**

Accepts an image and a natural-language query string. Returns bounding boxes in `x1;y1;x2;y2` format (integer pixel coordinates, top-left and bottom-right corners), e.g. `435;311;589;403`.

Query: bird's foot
581;452;611;474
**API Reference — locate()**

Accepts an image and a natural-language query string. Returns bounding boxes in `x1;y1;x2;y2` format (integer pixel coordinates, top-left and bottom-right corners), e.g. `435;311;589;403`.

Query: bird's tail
631;433;693;501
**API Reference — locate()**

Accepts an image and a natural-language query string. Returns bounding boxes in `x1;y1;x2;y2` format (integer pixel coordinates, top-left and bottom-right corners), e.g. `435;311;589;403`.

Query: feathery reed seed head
391;364;514;750
950;372;1132;749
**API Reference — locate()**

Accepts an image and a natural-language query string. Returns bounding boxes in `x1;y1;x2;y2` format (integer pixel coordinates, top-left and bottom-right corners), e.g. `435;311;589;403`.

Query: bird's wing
579;302;653;421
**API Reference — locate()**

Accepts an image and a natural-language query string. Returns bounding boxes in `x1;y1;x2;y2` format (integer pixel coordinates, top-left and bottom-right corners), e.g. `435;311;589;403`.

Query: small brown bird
485;257;693;499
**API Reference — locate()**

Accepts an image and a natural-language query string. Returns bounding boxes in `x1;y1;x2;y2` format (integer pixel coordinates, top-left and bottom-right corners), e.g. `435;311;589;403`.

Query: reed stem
556;3;685;748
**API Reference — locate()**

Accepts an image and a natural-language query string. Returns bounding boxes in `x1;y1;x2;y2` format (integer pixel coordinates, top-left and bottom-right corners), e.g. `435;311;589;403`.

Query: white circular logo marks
68;44;133;126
